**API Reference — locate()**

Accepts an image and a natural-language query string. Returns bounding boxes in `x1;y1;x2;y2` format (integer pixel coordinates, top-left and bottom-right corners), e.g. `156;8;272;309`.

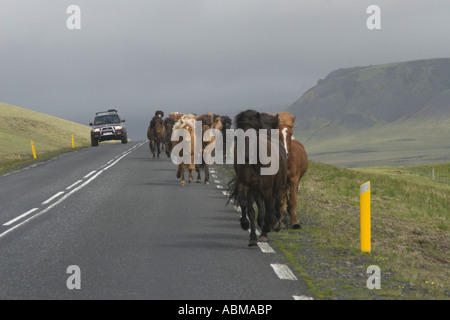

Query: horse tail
226;176;240;206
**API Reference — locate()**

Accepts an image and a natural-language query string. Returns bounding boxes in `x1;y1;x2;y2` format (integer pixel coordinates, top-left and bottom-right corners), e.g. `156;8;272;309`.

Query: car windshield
94;115;121;125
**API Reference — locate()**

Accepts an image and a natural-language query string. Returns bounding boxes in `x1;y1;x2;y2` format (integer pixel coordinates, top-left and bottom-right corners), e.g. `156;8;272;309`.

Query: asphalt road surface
0;141;311;300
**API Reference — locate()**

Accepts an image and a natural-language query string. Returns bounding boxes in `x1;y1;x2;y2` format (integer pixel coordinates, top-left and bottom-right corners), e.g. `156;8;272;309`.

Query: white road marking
293;295;314;300
84;170;97;179
214;180;221;184
257;242;275;253
270;264;298;281
42;191;65;205
66;180;82;190
0;142;145;241
3;208;39;226
216;185;224;189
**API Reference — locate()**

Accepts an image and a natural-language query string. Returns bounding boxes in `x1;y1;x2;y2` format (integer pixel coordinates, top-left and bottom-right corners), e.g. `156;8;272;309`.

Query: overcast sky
1;0;449;139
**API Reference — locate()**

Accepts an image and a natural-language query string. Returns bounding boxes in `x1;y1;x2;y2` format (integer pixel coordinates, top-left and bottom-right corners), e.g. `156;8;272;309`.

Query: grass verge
271;161;449;299
215;161;449;300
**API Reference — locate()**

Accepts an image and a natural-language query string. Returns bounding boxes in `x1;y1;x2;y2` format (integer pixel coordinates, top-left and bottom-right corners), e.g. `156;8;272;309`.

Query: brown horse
147;115;164;158
162;117;175;158
228;110;287;246
277;111;308;229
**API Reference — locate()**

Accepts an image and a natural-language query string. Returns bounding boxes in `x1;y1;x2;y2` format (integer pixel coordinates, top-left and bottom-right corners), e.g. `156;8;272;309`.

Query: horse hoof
204;180;210;184
240;217;249;230
272;220;281;232
292;223;301;230
181;181;186;186
258;235;268;243
196;179;201;183
176;172;181;178
248;239;258;247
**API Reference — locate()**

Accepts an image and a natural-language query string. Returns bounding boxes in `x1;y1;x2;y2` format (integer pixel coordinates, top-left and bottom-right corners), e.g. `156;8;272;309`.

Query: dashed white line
293;295;314;300
42;191;65;205
0;142;148;241
3;208;39;226
66;180;83;190
258;242;275;253
270;264;298;281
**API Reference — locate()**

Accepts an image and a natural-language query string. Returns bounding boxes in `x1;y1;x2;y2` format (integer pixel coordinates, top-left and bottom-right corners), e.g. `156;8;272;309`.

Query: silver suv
89;109;128;146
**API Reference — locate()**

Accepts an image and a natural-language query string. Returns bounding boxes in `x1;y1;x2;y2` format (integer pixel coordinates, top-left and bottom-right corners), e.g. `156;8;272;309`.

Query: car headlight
115;126;123;130
93;129;100;133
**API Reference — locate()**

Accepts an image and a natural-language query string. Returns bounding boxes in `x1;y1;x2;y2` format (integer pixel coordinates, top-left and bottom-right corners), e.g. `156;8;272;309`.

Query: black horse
228;110;287;247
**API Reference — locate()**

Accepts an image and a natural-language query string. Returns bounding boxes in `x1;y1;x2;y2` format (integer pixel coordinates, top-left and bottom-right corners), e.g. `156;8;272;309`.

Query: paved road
0;141;310;300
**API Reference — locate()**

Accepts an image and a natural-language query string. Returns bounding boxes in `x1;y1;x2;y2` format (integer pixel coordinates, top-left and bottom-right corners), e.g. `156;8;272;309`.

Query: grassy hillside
270;161;449;300
0;103;91;171
297;116;450;167
287;58;450;167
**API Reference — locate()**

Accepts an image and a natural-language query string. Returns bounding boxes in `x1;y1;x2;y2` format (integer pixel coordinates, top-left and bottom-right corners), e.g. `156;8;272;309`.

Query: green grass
294;116;450;167
270;161;450;300
0;102;91;173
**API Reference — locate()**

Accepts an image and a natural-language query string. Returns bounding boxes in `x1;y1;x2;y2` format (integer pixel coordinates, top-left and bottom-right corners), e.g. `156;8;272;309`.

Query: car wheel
91;138;99;147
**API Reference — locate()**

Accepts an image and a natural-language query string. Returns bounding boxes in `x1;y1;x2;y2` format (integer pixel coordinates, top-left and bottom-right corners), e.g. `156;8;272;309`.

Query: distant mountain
287;58;450;167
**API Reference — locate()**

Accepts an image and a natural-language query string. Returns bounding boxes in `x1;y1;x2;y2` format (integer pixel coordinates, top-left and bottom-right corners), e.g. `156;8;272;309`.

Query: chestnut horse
277;111;308;229
147;114;164;158
228;110;287;246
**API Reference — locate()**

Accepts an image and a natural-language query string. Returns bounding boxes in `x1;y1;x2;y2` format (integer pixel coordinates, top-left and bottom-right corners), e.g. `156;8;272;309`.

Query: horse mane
196;114;213;127
234;109;279;130
173;114;196;131
163;117;175;128
150;115;163;128
221;115;232;129
234;109;263;130
169;112;184;122
260;112;279;129
276;112;295;128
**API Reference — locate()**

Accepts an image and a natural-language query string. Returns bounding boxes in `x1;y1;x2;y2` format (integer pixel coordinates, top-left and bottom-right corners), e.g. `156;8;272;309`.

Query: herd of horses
147;109;308;247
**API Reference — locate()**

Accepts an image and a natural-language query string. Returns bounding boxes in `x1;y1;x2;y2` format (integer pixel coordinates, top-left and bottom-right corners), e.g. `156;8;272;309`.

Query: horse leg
150;140;156;158
157;141;161;158
179;163;186;186
188;163;194;183
258;191;272;243
259;191;281;242
165;141;171;158
204;163;210;184
195;164;201;183
238;183;249;231
247;194;258;247
255;193;265;228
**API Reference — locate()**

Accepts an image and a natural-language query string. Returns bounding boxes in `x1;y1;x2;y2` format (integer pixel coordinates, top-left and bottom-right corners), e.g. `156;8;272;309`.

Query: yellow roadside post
360;181;371;253
72;135;75;149
31;141;37;159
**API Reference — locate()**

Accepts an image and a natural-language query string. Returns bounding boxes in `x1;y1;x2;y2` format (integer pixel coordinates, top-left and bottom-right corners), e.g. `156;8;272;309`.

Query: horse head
276;112;296;157
150;115;164;136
